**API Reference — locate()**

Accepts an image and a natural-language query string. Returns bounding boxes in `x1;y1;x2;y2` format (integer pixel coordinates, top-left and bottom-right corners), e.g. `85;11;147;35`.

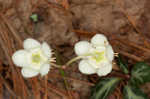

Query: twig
44;75;48;99
0;78;2;99
73;29;96;36
115;0;149;47
40;80;69;98
0;61;3;99
0;14;23;46
45;0;66;11
0;75;20;99
29;78;41;99
0;16;28;98
49;73;95;86
55;50;74;99
117;50;143;61
116;38;150;54
0;27;21;96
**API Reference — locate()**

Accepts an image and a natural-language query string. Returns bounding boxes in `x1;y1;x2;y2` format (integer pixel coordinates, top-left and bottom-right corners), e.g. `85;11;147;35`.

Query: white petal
87;59;100;69
23;38;41;50
42;42;52;58
106;45;114;61
95;46;106;52
97;62;112;76
79;60;96;74
12;50;29;67
91;34;108;46
40;64;50;76
74;41;92;56
28;63;41;70
21;68;39;78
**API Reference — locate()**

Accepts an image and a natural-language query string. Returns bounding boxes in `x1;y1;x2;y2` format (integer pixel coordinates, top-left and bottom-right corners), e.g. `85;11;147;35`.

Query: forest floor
0;0;150;99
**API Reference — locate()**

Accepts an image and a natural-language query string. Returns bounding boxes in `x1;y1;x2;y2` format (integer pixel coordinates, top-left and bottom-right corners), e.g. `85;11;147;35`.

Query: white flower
74;34;114;76
12;38;52;78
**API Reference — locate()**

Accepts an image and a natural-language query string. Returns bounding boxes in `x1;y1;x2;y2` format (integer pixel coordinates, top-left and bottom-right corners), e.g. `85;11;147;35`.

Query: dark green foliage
129;62;150;86
117;54;129;74
90;58;150;99
90;77;121;99
123;85;149;99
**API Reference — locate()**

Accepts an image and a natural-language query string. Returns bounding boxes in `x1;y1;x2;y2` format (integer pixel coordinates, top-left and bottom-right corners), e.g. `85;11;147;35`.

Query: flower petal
42;42;52;58
23;38;41;50
12;50;29;67
97;62;112;76
40;64;50;76
21;68;39;78
95;46;106;52
106;45;114;61
79;60;96;74
91;34;108;46
74;41;91;56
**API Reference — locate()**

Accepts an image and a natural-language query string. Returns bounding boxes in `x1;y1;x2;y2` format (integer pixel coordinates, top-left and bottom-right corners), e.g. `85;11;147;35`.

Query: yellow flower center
32;53;41;64
91;51;105;63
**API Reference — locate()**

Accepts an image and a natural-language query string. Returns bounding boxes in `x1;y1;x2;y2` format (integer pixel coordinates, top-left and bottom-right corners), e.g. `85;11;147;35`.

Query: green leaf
117;54;129;74
30;14;38;22
90;77;121;99
130;62;150;86
123;85;149;99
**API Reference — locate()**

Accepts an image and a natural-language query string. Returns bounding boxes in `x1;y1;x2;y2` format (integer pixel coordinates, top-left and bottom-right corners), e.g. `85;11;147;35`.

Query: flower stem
50;63;61;68
65;56;83;66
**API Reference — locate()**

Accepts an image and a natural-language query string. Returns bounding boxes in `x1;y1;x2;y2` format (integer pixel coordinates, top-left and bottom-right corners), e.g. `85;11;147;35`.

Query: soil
0;0;150;99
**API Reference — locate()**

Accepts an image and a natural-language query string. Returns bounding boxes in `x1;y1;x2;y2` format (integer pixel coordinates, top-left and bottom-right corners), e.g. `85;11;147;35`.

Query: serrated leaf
123;85;149;99
130;62;150;86
90;77;121;99
117;54;129;74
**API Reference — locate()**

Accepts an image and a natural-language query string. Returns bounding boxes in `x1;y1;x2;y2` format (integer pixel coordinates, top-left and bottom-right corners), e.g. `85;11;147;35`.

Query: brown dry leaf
70;0;127;33
31;4;78;46
0;0;13;12
0;0;150;99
